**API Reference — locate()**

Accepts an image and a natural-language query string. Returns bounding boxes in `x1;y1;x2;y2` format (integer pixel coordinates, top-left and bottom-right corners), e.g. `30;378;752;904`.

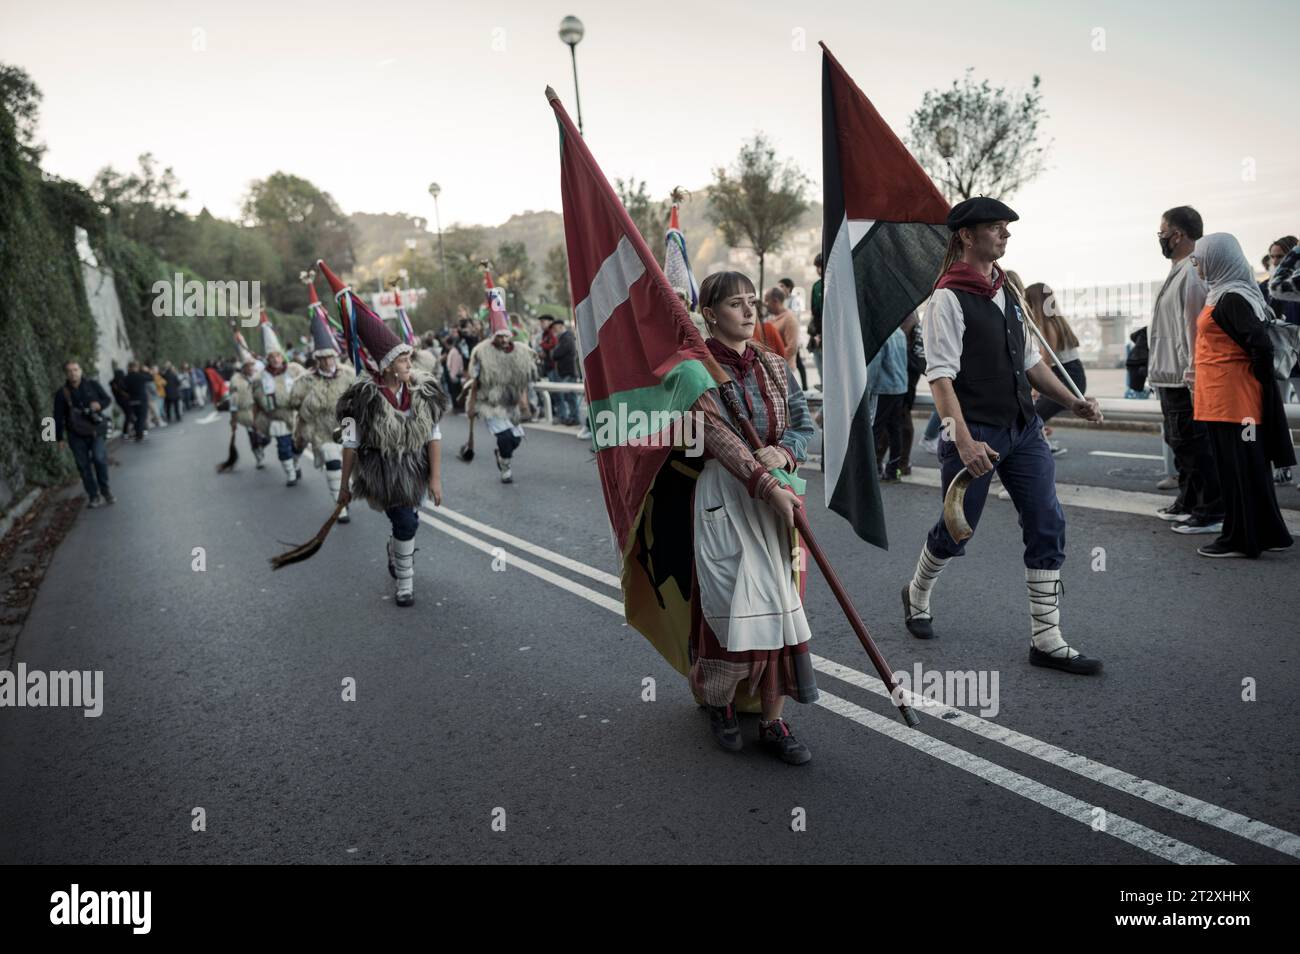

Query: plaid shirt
699;346;815;501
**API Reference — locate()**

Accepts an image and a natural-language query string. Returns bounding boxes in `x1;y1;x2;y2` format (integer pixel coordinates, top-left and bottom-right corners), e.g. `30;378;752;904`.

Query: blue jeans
386;506;419;541
923;410;943;441
68;433;109;498
926;416;1066;569
554;373;579;424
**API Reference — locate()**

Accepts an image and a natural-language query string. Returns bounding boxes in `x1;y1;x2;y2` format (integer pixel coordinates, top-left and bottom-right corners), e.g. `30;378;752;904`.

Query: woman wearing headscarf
1189;233;1294;557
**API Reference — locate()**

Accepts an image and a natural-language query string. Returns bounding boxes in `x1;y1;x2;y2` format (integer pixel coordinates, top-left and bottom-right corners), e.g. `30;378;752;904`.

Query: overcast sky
4;0;1295;287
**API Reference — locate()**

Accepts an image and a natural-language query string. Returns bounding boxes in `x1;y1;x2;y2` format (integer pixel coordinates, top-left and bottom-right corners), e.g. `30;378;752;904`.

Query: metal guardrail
536;381;1300;428
534;381;585;425
803;390;1300;426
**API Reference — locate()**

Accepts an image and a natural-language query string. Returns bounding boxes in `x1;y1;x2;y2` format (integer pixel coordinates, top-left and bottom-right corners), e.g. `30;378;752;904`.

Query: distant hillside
349;190;827;299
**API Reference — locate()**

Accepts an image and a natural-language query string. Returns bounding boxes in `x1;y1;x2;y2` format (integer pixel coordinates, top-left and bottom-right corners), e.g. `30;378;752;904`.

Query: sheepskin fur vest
291;363;355;452
335;369;449;510
469;338;535;423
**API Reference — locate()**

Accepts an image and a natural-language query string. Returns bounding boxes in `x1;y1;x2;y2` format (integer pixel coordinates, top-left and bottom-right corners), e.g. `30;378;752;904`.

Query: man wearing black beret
901;197;1106;675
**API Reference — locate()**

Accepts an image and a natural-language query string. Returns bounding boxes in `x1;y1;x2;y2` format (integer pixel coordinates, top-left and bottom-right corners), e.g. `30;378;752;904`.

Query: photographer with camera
54;360;114;508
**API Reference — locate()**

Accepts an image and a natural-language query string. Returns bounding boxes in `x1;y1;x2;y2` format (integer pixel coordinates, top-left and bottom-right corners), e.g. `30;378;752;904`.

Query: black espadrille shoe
901;585;935;639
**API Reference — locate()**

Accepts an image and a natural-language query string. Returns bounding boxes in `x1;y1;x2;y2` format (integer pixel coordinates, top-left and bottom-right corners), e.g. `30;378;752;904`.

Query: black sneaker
901;585;935;639
706;703;743;753
102;491;116;505
86;496;103;509
1197;540;1246;558
758;718;811;765
395;591;414;608
1029;645;1102;675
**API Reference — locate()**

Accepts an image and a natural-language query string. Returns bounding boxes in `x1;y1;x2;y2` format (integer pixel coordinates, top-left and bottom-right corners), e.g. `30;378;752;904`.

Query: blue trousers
386;506;419;541
68;433;109;498
495;428;522;459
926;415;1066;570
275;434;294;461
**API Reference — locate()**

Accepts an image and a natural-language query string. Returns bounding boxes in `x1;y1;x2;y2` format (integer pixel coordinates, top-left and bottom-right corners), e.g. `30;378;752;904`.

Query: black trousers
873;393;906;474
128;400;148;439
1033;358;1087;423
1206;421;1292;556
1158;387;1222;520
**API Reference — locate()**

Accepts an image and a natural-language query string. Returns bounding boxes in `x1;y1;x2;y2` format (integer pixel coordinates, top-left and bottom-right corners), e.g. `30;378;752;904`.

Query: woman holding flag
691;270;819;765
319;260;448;608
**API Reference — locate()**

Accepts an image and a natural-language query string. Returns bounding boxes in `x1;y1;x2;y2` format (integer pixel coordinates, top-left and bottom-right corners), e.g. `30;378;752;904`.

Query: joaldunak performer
322;260;448;608
901;197;1105;674
290;302;357;522
692;270;818;764
252;314;307;487
229;333;269;468
466;269;534;483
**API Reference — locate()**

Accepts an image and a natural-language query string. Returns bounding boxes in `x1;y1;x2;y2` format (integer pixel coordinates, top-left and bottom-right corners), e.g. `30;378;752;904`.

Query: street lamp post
428;182;448;317
558;15;585;136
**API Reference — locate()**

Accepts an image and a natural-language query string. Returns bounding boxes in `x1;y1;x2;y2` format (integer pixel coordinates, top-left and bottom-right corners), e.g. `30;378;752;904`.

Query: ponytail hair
933;231;963;289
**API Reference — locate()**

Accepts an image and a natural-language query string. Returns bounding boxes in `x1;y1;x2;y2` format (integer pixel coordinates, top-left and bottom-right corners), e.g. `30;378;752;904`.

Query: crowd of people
44;195;1297;765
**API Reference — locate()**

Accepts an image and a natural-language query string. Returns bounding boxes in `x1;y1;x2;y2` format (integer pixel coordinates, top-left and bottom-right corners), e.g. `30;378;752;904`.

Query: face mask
1158;234;1176;259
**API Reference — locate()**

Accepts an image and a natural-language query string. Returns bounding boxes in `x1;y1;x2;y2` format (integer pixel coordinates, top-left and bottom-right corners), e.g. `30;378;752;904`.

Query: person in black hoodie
110;366;133;438
54;361;114;507
549;316;580;425
163;363;182;422
123;361;152;440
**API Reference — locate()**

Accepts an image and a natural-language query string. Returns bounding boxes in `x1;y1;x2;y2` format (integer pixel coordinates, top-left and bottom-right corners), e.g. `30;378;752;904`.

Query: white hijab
1194;232;1270;322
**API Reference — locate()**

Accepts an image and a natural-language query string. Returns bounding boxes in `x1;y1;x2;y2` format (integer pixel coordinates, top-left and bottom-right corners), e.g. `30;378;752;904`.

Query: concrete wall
76;227;133;380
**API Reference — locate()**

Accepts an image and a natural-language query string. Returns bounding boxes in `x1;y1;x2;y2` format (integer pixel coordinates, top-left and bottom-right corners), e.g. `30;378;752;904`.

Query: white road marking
417;512;624;615
813;655;1300;860
903;466;1300;530
197;411;221;424
816;691;1229;865
427;505;621;591
1089;451;1164;461
418;508;1286;864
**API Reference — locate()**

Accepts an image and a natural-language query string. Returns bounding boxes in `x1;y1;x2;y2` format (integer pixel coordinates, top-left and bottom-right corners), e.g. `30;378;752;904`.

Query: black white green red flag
820;43;950;549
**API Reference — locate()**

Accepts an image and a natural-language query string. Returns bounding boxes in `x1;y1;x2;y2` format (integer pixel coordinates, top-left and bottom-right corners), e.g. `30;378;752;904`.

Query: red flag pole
710;376;919;728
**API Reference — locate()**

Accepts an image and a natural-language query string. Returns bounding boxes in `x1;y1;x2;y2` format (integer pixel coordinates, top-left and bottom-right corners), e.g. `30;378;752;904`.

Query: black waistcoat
950;288;1037;428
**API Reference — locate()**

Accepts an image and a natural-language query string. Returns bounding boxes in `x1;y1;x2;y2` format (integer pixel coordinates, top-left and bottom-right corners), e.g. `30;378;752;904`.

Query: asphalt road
0;410;1296;864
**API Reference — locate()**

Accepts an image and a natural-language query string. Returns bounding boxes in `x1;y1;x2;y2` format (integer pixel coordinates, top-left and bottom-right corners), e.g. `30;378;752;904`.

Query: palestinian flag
820;43;950;549
549;88;721;676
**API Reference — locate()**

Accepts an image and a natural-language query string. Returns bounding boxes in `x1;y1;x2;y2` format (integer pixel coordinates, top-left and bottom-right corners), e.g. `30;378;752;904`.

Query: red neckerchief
379;382;411;411
492;336;515;354
267;362;287;377
936;262;1005;298
706;336;758;376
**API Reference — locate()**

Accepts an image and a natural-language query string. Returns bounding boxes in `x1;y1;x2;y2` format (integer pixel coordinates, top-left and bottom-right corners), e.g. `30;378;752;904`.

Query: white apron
693;459;812;653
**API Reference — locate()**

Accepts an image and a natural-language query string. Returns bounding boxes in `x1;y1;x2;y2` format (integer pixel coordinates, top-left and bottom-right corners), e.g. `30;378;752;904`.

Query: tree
544;243;571;314
906;69;1051;202
241;172;355;311
707;134;809;299
0;63;43;160
91;153;191;259
494;239;533;311
615;178;667;266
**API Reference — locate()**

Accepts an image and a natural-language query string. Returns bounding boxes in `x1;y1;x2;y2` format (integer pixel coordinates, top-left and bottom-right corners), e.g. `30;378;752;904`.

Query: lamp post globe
558;16;586;135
